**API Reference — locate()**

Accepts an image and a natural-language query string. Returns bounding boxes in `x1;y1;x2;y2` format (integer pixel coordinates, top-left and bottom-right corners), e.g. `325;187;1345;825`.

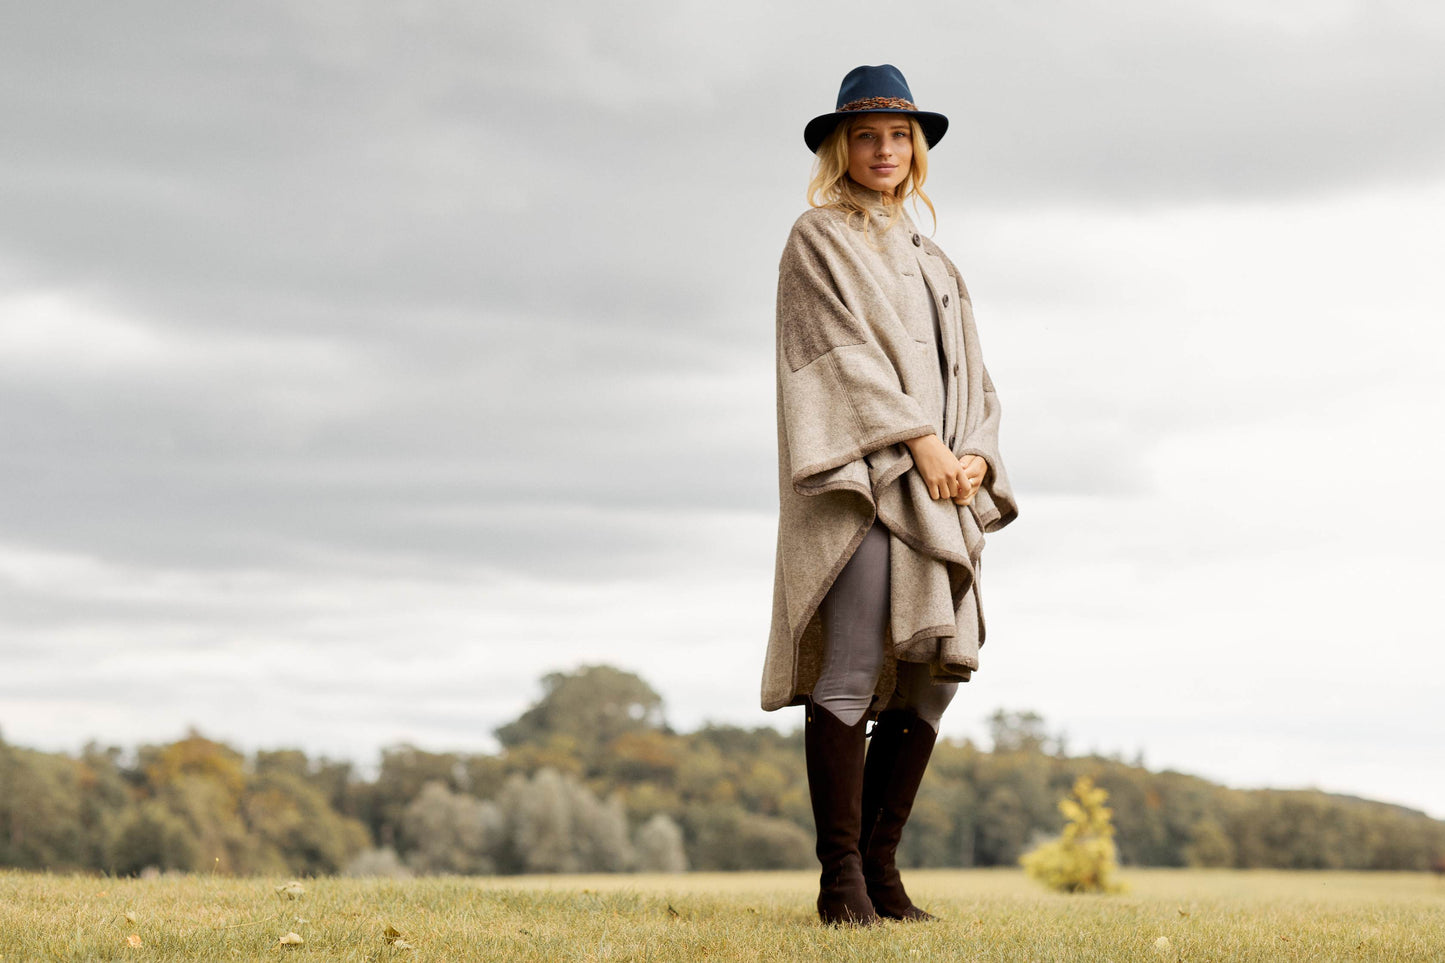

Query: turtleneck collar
855;185;894;215
851;185;917;235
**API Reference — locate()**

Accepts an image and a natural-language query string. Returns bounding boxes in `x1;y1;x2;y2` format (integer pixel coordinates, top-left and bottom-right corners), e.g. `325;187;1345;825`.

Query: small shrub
1019;776;1126;893
632;813;688;873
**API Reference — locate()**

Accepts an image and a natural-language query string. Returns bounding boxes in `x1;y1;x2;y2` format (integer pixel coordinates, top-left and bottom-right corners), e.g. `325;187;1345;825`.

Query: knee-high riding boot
858;707;940;921
803;697;880;926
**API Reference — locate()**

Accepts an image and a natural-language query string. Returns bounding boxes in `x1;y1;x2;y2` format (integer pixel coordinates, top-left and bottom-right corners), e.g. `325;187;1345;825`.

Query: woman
760;64;1019;927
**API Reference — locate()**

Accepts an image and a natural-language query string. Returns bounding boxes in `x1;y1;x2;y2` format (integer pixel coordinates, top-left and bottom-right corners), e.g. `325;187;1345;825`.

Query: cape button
942;294;950;307
953;362;960;375
911;233;921;246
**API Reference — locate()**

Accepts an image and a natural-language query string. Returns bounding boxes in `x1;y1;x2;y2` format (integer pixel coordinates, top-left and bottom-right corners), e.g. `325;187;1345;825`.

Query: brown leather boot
804;697;881;926
858;707;939;921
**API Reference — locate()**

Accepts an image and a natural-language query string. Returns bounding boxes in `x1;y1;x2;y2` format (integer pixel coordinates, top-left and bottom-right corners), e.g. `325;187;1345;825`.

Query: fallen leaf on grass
276;881;306;899
1176;906;1190;917
125;934;142;948
124;911;137;923
667;904;680;918
383;925;414;950
278;932;304;946
1152;936;1171;955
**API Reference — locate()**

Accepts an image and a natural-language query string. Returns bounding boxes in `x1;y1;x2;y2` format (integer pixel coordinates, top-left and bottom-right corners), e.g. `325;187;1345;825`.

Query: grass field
2;867;1443;962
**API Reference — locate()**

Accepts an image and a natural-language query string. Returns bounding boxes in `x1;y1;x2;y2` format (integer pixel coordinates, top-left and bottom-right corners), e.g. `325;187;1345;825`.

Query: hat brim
804;109;948;154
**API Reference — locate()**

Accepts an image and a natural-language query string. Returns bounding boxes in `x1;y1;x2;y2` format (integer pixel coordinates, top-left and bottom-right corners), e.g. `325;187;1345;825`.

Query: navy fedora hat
804;63;948;154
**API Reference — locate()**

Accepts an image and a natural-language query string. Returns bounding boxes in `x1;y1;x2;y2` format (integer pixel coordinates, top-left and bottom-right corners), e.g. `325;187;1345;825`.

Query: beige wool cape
761;189;1019;717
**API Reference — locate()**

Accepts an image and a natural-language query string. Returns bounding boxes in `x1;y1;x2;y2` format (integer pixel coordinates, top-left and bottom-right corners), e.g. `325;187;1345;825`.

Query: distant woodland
2;665;1442;877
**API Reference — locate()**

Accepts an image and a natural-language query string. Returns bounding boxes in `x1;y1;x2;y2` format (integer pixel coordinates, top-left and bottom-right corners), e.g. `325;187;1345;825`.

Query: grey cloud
6;2;1442;327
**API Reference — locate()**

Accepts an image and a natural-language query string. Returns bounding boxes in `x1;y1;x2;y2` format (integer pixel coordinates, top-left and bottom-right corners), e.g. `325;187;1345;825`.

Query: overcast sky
3;0;1443;818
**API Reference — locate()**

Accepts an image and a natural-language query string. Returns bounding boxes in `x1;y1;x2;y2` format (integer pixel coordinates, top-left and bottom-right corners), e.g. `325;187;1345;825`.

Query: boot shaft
858;707;940;921
803;698;880;926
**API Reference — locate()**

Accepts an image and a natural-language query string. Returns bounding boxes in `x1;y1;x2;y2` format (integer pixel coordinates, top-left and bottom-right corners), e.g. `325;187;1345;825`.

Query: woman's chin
855;175;903;195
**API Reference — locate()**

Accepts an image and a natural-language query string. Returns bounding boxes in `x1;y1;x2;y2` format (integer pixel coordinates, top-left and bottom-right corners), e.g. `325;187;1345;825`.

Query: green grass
2;868;1443;962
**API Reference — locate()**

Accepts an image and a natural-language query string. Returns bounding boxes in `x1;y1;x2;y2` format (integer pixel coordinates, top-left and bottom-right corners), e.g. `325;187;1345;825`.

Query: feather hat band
803;63;949;154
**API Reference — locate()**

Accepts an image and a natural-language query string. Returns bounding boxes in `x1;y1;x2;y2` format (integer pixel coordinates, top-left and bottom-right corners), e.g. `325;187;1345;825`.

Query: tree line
2;665;1441;876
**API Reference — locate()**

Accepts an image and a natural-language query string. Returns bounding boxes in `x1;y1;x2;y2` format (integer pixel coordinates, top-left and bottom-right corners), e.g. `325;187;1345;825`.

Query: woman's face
845;115;913;195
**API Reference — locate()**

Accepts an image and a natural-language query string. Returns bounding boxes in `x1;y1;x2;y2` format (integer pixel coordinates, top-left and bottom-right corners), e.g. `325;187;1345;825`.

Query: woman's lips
870;165;896;172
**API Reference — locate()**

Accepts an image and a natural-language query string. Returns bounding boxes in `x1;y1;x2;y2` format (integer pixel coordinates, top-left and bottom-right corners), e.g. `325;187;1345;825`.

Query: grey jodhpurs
812;516;958;731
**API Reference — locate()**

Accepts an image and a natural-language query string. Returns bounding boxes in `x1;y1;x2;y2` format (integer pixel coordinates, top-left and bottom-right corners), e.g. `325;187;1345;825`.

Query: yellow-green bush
1019;776;1126;893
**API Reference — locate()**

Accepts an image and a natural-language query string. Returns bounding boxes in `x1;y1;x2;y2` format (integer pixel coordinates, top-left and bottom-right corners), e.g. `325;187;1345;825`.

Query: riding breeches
811;515;958;731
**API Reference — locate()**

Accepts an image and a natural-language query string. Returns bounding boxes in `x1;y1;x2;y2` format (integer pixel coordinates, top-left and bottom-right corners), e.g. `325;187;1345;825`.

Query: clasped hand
904;433;986;504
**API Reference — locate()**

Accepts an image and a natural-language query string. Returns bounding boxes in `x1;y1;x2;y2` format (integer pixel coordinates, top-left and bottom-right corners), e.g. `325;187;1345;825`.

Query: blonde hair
806;114;937;243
